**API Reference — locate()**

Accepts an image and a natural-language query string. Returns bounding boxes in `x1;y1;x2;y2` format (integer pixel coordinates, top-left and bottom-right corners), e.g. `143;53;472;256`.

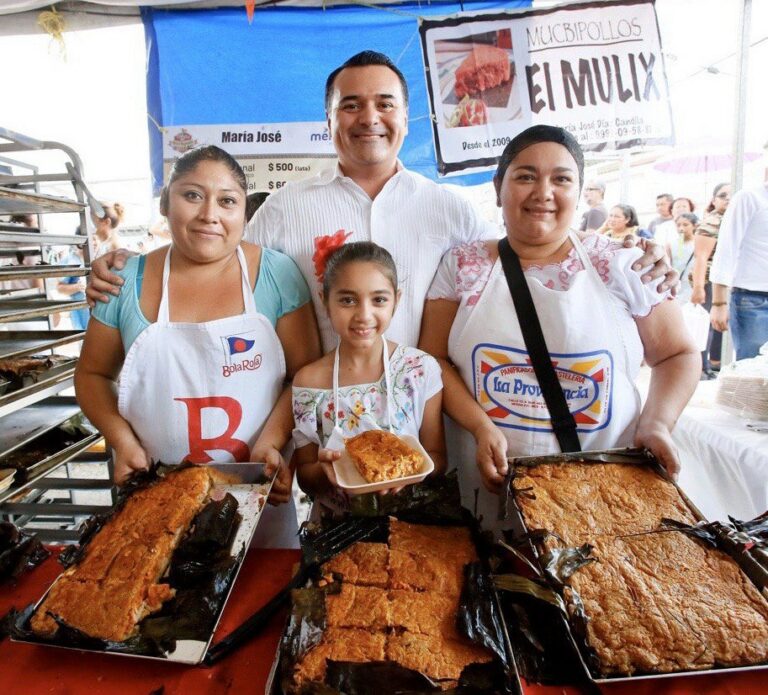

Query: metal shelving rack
0;127;115;542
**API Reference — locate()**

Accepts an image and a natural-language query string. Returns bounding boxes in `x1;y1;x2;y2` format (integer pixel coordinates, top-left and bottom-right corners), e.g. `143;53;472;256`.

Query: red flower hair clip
312;229;352;283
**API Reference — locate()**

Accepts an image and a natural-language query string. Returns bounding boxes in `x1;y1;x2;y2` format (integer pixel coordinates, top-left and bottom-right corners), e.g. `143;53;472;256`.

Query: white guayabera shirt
246;162;499;352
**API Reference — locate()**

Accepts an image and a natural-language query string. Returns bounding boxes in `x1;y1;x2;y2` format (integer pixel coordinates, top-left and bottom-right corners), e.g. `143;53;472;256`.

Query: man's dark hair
324;50;409;112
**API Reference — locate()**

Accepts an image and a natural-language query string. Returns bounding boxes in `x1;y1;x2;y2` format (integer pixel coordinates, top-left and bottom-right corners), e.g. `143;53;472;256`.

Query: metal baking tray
265;511;523;695
0;395;82;458
0;330;85;361
13;462;275;665
0;358;76;416
502;447;768;685
0;422;100;482
0;265;87;282
0;298;88;324
0;186;85;214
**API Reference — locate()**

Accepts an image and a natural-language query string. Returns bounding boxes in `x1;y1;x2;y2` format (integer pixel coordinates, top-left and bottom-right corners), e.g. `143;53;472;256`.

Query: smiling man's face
327;64;408;177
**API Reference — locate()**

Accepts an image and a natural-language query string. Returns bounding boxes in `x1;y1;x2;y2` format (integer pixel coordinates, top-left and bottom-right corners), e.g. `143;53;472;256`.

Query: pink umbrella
654;150;761;175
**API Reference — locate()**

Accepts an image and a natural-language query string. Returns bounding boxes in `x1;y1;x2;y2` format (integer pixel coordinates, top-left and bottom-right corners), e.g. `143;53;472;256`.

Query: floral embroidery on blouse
291;346;440;447
451;236;620;301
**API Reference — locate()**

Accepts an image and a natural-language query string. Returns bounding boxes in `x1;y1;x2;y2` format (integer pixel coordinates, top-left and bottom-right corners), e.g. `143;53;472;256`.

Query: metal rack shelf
0;297;89;323
0;230;87;245
0;433;103;505
0;330;85;361
0;265;86;281
0;186;85;215
0;396;83;457
0;128;111;540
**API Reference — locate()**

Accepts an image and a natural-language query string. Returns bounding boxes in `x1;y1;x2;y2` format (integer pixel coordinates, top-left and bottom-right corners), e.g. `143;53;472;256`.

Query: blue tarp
142;1;531;193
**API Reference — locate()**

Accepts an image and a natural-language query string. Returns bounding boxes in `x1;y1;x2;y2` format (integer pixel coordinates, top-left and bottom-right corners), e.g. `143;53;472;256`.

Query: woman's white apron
448;232;643;526
118;246;296;548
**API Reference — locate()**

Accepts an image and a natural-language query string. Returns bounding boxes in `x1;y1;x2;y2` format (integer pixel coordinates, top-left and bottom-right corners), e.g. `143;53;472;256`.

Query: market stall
2;2;768;694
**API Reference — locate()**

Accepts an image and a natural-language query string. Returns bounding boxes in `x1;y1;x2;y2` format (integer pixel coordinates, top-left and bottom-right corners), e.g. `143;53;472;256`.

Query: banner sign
162;122;336;192
419;0;673;176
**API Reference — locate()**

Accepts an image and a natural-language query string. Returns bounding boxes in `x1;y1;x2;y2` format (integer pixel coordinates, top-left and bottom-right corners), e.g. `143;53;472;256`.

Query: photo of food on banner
436;28;523;128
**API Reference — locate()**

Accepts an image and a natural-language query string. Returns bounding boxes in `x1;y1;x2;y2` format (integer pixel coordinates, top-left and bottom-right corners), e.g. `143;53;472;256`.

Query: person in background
0;214;44;294
668;212;698;304
654;195;683;250
56;229;89;330
92;202;125;258
598;204;639;242
579;180;607;233
710;167;768;360
293;241;445;517
648;193;674;237
672;197;695;217
691;182;731;376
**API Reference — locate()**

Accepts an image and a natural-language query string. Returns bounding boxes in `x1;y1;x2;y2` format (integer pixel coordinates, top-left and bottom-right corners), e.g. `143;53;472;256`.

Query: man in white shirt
87;51;675;351
248;51;498;351
710;172;768;359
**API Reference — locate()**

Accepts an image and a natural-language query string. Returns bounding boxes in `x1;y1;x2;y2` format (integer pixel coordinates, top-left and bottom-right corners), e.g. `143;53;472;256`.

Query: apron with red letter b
118;246;296;547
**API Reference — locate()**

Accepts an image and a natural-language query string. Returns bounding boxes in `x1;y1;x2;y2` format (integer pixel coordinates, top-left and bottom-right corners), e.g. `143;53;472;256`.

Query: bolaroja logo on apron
220;332;263;378
471;343;614;433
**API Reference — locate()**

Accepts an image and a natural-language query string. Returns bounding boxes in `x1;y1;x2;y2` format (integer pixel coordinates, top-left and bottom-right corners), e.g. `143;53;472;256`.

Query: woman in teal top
92;247;311;353
76;147;321;549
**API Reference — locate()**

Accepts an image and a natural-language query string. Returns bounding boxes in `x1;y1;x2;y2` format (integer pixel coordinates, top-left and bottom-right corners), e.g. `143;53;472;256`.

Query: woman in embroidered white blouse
419;125;700;518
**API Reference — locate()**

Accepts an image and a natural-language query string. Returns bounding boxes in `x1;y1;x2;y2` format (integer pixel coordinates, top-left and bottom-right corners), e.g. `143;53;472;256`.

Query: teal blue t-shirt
92;248;311;352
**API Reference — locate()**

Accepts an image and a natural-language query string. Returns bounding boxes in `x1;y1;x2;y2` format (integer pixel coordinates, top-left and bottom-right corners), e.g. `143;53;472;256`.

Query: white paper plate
333;434;435;494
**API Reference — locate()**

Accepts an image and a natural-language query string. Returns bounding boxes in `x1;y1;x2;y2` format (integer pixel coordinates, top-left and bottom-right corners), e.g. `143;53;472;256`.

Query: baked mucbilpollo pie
292;519;493;690
513;462;768;676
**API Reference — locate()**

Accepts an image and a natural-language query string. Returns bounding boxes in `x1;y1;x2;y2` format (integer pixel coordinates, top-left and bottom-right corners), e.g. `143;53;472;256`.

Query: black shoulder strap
497;238;581;453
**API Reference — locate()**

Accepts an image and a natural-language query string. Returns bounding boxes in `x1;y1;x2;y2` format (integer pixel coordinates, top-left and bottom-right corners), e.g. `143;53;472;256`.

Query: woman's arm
690;234;716;305
419;299;508;492
634;300;701;478
74;320;148;483
418;391;446;475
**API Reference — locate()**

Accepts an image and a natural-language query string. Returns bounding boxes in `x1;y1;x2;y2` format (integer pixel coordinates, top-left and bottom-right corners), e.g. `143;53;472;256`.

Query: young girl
292;241;446;515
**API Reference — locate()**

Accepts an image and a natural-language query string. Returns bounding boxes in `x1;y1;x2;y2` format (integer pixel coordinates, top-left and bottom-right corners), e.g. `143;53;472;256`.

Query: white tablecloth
672;380;768;522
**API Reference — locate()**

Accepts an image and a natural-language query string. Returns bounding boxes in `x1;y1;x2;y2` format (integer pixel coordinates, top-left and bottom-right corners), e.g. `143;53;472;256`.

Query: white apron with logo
448;233;643;526
118;246;297;548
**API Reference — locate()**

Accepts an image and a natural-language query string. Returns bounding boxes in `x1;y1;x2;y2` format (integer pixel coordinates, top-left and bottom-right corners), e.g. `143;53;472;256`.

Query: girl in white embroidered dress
292;242;445;513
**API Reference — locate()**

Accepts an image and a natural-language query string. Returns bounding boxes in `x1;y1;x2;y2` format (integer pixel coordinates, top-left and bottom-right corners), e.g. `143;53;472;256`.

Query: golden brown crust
389;589;458;638
30;466;213;641
321;542;389;588
388;548;464;594
567;532;768;675
293;521;493;689
385;632;493;681
513;463;697;545
345;431;423;483
388;519;476;565
293;628;386;686
325;584;391;630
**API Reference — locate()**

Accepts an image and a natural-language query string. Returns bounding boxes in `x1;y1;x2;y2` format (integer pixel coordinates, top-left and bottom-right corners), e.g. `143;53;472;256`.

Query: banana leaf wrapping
0;522;49;583
275;473;519;695
13;464;243;657
497;449;768;684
